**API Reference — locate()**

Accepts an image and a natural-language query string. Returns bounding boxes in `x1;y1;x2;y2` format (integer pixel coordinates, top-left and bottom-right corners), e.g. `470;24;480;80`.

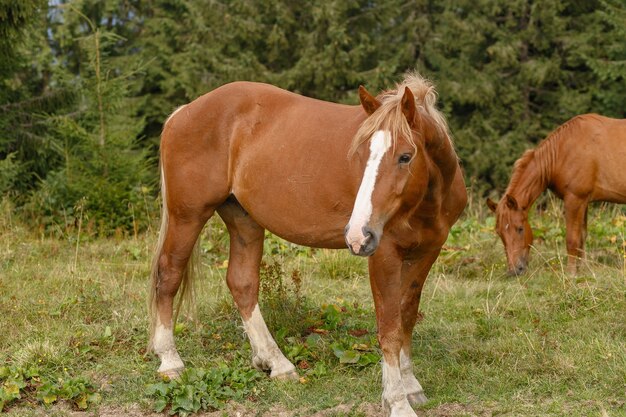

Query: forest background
1;0;625;236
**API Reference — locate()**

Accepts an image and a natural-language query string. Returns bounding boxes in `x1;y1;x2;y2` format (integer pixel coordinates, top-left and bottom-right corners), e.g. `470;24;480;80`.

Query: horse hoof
407;391;428;406
270;369;298;380
158;367;183;380
383;398;418;417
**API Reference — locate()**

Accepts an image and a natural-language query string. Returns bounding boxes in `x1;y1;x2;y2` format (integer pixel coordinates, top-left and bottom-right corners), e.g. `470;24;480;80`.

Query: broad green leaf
75;394;88;409
338;350;360;364
42;393;58;404
153;397;168;413
4;382;21;398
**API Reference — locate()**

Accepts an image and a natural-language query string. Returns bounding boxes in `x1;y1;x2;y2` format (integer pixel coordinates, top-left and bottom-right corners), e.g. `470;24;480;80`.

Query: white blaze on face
346;130;392;253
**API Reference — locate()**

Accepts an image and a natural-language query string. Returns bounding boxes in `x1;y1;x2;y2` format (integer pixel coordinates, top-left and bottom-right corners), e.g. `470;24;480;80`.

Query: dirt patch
416;402;489;417
11;401;491;416
50;403;366;416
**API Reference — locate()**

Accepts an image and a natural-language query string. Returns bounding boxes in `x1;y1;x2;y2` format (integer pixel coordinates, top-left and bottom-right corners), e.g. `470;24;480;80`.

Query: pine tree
3;0;625;213
0;0;73;197
26;5;152;236
417;0;626;191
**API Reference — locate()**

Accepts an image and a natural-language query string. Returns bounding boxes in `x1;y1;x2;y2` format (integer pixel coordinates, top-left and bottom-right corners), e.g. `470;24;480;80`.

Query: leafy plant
36;377;101;410
0;366;29;412
0;365;99;412
331;339;380;367
259;257;314;338
146;363;261;416
321;304;343;330
283;302;381;373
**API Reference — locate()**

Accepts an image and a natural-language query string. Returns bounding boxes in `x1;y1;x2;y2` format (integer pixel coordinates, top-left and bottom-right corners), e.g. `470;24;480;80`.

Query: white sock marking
382;358;416;416
243;304;295;377
153;319;184;373
400;348;424;395
346;130;392;249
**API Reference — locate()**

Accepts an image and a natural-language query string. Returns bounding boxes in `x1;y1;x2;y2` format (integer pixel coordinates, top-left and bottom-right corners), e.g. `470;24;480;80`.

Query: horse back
553;114;626;202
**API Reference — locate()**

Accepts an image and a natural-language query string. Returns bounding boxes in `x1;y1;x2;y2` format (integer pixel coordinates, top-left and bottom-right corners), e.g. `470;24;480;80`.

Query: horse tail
148;163;200;351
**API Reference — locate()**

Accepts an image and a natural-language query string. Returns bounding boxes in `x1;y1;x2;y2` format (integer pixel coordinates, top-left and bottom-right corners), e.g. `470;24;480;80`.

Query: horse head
345;82;445;256
487;195;533;275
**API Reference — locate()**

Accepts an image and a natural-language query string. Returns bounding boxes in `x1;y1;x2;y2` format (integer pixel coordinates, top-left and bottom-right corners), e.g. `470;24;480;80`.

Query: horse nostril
361;226;375;243
361;225;380;252
508;263;526;277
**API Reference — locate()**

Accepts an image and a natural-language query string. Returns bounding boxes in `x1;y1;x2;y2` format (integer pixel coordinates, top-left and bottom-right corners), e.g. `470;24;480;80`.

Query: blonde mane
350;72;450;155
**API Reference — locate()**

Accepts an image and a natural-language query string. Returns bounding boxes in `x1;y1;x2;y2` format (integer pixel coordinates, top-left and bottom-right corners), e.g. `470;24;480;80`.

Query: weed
145;362;261;416
259;257;312;339
331;339;380;367
0;365;100;412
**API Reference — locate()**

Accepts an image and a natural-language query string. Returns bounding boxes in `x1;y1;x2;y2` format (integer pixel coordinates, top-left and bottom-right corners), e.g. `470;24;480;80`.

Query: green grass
0;197;625;416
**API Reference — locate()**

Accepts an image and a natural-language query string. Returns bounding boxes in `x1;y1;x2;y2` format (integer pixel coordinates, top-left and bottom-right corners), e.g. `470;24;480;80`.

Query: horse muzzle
507;258;528;276
344;224;380;257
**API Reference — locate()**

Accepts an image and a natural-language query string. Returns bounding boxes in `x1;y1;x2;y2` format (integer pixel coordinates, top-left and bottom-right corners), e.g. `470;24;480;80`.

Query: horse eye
517;227;523;234
398;154;412;164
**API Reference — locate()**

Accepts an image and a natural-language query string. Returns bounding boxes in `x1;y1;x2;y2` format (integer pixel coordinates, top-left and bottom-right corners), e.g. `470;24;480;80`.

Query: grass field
1;197;625;416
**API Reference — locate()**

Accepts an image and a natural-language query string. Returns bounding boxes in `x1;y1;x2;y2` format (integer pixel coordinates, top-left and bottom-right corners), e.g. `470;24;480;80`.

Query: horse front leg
564;195;589;275
369;245;417;417
399;250;441;406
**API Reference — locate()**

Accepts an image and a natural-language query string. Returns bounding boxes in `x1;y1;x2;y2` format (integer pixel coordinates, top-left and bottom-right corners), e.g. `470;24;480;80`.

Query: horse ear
505;194;519;210
401;87;416;125
486;198;498;213
358;85;381;115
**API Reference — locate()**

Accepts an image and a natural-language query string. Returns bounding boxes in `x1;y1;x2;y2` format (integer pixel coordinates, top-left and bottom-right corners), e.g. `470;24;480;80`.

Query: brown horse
148;73;466;416
487;114;626;276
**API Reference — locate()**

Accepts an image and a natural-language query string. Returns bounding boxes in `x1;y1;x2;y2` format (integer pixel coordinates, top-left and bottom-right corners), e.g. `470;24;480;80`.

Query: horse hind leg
217;197;297;379
150;212;212;378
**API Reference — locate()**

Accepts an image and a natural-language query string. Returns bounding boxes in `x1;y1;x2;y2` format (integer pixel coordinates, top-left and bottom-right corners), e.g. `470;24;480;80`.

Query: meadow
0;196;625;416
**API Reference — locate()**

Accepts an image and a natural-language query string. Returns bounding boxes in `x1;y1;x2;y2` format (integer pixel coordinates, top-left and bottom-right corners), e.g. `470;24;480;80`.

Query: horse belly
234;185;351;249
230;139;359;249
593;150;626;203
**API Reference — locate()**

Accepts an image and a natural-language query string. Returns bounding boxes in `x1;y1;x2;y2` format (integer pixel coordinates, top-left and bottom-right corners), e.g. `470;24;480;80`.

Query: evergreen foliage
1;0;624;233
419;0;626;189
0;0;73;197
24;7;152;236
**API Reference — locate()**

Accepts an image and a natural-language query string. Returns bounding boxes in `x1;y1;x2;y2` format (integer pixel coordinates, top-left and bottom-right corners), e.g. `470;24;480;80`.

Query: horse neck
426;135;458;186
415;136;459;216
506;142;557;209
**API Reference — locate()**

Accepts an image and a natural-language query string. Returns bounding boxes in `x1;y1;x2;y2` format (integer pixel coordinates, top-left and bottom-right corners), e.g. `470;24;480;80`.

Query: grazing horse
148;73;466;416
487;114;626;276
